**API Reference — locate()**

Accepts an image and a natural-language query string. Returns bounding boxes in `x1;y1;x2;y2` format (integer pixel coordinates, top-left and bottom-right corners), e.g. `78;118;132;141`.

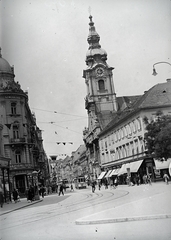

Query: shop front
0;156;11;202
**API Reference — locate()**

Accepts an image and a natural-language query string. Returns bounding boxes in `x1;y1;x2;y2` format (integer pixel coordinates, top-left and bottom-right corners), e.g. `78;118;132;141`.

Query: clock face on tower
96;67;104;76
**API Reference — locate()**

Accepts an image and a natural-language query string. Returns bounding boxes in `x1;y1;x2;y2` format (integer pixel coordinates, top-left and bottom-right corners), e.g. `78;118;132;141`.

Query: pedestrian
136;175;140;186
59;184;64;196
40;186;45;198
98;182;101;190
143;174;147;184
12;189;18;203
114;177;118;188
92;181;96;193
70;184;74;191
163;173;169;184
16;189;20;202
27;186;34;202
105;180;108;189
147;174;152;185
0;186;4;208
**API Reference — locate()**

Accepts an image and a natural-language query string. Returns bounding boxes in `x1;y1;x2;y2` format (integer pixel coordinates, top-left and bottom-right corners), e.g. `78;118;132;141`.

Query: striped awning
109;168;121;177
97;171;106;180
104;170;112;178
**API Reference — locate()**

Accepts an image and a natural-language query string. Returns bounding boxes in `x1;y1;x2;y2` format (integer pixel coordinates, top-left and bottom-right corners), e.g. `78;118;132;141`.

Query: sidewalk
0;198;43;215
76;182;171;225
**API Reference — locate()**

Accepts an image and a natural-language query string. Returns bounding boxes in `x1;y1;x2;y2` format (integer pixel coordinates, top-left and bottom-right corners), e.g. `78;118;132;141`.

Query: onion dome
0;48;13;74
86;16;107;64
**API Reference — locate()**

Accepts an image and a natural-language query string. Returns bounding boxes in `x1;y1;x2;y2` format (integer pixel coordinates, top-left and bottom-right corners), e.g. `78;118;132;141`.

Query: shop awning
109;168;121;177
104;170;112;178
129;160;143;173
118;163;130;176
97;171;106;180
154;158;171;170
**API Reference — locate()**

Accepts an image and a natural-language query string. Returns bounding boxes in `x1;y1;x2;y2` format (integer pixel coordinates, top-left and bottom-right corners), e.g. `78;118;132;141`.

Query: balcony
10;163;34;170
10;138;26;144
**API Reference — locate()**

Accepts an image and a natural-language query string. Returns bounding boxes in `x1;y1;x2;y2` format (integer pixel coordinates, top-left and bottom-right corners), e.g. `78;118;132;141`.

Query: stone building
0;49;47;196
98;79;171;184
71;144;87;181
0;122;11;202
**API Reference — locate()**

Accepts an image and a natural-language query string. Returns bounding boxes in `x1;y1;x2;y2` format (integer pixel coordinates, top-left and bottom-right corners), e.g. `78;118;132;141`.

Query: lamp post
152;61;171;76
32;171;40;200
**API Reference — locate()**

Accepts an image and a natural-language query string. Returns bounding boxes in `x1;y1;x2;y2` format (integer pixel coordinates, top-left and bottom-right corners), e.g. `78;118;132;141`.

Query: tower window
15;149;21;163
98;80;105;91
11;102;17;115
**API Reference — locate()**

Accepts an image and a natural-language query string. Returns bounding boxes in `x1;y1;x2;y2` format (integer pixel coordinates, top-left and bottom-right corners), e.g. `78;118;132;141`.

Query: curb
75;214;171;225
0;199;43;216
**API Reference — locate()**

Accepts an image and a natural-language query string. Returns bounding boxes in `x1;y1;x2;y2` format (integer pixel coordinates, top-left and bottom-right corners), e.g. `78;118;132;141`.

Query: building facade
0;49;47;197
98;79;171;184
0;122;11;202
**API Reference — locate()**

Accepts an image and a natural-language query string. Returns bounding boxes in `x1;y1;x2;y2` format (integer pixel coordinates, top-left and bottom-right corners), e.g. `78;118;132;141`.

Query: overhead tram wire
37;117;87;123
52;123;83;135
32;108;87;118
38;121;83;135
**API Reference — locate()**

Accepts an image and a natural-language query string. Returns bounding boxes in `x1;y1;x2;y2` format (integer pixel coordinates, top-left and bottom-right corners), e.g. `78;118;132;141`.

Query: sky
1;0;171;159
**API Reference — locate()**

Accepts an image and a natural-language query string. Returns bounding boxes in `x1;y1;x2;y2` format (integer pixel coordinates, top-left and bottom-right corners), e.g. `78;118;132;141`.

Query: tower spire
87;15;101;50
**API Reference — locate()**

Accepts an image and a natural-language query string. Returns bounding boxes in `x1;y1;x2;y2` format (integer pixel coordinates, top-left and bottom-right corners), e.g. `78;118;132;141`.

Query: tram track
0;189;129;230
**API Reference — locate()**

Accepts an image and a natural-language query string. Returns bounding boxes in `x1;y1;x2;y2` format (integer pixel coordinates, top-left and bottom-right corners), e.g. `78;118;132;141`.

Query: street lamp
152;61;171;76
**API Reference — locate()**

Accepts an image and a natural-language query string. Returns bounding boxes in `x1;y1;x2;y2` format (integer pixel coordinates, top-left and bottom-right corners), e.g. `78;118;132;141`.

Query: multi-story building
98;79;171;183
0;122;11;202
71;144;87;180
0;49;47;196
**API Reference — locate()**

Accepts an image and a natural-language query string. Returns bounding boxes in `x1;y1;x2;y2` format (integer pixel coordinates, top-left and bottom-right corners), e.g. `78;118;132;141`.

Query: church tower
83;15;117;132
83;16;117;180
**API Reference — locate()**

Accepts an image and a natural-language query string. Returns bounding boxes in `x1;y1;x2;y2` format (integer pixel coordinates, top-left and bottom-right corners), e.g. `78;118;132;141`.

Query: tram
74;176;87;189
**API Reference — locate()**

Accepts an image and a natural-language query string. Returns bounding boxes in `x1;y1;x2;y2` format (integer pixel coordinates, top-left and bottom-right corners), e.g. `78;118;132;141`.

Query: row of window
100;118;142;150
101;143;144;162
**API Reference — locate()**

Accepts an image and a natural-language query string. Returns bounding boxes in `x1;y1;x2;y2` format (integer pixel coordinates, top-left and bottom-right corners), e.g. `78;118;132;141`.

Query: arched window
137;118;142;131
141;145;144;153
137;147;139;155
15;149;21;163
98;80;105;91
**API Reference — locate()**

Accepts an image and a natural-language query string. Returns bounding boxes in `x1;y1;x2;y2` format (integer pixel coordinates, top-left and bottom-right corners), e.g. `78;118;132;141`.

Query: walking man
59;184;64;196
163;173;169;184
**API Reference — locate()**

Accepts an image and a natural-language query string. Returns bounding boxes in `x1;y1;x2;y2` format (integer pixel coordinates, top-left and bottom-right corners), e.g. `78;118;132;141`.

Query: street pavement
76;182;171;225
0;181;171;240
1;181;171;223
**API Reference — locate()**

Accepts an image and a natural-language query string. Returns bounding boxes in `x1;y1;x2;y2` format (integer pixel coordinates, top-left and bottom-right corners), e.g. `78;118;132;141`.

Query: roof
99;80;171;136
133;80;171;108
97;95;142;130
0;57;13;73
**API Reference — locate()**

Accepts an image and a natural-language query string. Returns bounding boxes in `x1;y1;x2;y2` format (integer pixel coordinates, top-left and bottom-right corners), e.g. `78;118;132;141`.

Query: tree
143;111;171;161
